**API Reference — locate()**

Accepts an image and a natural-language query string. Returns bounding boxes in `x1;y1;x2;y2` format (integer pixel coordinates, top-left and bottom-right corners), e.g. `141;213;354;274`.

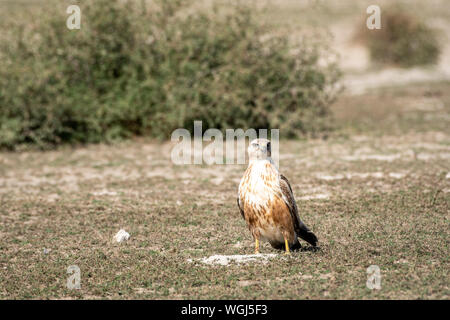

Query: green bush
363;7;441;67
0;0;340;149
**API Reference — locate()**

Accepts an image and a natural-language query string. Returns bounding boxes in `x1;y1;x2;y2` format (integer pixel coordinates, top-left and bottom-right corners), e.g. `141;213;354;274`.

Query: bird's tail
297;222;318;247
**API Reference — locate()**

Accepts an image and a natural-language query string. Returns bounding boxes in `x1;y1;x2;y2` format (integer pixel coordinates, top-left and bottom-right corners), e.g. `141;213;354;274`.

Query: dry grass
1;82;449;299
0;0;449;300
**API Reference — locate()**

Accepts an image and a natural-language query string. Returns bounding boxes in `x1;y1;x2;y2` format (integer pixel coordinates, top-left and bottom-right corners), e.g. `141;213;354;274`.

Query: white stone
114;229;130;243
191;254;277;266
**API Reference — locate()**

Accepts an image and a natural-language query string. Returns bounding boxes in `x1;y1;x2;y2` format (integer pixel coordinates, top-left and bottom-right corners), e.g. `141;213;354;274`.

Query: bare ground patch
1;83;449;299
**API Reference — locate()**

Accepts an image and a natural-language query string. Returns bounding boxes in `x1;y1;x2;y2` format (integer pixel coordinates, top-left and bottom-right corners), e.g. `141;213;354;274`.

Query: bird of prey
238;138;317;254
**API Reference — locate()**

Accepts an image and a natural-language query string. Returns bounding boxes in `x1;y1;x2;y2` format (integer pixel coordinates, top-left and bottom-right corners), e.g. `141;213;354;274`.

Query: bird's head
248;138;271;161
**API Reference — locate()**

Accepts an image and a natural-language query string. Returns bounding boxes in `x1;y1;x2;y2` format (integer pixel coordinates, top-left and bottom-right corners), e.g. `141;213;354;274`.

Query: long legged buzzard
238;139;317;254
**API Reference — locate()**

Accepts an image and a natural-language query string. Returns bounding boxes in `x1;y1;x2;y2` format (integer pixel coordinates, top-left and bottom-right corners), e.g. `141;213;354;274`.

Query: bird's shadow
270;242;321;253
291;241;321;253
270;244;321;253
287;244;321;253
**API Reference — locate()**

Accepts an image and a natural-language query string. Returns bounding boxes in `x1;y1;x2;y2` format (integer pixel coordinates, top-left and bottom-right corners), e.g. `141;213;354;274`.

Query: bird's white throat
247;159;278;187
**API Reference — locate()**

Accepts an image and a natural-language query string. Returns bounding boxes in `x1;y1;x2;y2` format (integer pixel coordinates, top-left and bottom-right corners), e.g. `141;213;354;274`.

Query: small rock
114;229;130;243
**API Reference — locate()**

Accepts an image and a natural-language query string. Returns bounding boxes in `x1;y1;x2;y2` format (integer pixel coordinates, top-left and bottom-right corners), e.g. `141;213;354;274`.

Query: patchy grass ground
0;0;449;300
0;82;449;299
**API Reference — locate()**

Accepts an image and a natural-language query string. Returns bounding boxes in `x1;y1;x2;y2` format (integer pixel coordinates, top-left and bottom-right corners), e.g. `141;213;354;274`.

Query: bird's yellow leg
254;238;260;254
284;238;291;255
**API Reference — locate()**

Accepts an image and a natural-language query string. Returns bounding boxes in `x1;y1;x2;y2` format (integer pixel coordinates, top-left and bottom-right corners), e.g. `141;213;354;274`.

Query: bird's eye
251;143;258;147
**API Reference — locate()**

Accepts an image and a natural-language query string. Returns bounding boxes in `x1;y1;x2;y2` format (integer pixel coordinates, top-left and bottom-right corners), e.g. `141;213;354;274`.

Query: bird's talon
284;238;291;255
254;238;260;255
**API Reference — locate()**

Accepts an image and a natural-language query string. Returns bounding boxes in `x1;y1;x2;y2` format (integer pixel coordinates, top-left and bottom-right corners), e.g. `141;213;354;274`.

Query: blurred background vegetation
357;5;441;67
0;0;446;150
0;0;340;149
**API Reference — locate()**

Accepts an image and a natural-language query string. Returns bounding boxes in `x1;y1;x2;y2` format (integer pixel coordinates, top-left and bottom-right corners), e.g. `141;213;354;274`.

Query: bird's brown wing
279;174;318;246
237;196;245;220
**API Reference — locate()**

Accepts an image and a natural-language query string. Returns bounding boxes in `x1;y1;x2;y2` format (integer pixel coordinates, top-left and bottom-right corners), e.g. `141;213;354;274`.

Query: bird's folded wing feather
279;174;303;232
279;174;318;246
237;196;245;220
